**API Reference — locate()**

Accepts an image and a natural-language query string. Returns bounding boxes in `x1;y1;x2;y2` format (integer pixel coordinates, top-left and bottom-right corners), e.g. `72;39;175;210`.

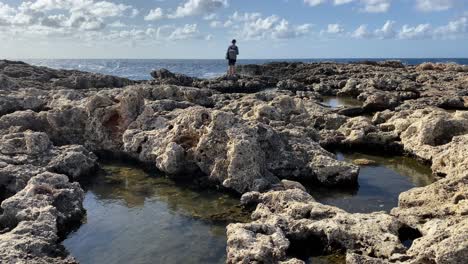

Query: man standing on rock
226;39;239;76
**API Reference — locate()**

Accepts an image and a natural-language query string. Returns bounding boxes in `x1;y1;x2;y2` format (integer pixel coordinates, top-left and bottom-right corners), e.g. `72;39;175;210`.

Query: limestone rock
0;59;132;91
150;68;195;86
227;189;407;263
0;172;84;263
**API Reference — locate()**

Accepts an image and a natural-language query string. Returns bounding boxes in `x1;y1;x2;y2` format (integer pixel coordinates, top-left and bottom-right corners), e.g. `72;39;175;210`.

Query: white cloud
416;0;454;12
0;0;155;43
0;2;14;17
347;17;467;40
18;0;133;18
304;0;390;13
67;12;105;31
226;12;312;40
145;8;164;21
41;14;67;28
109;20;126;28
273;19;312;39
352;25;371;38
352;22;432;40
169;0;228;18
130;9;139;18
168;24;201;40
203;13;218;20
359;0;390;13
0;0;135;33
86;1;132;17
323;23;345;34
0;3;17;25
304;0;327;6
334;0;354;4
2;0;466;46
374;20;396;39
209;20;223;28
398;24;432;39
85;23;206;43
434;16;468;38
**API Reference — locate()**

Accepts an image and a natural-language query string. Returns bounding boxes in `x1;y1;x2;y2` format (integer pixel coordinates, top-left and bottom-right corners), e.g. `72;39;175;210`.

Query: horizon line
7;57;468;61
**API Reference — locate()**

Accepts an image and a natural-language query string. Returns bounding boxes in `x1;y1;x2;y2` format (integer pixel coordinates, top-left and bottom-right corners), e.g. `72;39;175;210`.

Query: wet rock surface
0;60;467;263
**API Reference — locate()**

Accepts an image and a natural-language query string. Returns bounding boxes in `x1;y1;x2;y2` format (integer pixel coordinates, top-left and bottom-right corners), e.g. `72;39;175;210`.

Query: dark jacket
226;44;239;60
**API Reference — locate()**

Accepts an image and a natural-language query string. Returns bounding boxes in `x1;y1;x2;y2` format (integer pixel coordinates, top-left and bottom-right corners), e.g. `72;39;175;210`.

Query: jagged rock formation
0;60;467;263
0;172;84;264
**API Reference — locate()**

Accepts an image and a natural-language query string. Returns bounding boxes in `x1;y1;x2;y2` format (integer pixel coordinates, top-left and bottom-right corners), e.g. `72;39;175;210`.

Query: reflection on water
61;154;432;263
307;152;435;213
322;96;362;108
63;162;250;264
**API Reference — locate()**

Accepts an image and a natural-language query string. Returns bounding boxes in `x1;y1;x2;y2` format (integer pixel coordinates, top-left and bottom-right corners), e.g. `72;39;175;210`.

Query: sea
24;58;468;80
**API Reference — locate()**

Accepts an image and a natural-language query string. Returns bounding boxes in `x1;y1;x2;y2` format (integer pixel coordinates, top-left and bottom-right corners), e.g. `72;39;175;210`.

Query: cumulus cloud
345;17;468;40
320;23;345;36
169;0;228;18
209;20;223;28
273;19;312;39
19;0;133;18
84;23;206;43
351;25;371;38
0;0;135;33
416;0;454;12
350;20;395;39
2;0;466;46
310;0;357;6
304;0;327;6
359;0;390;13
109;20;126;28
334;0;354;4
223;12;312;40
145;8;164;21
434;16;468;38
203;13;218;20
0;2;14;17
168;24;201;40
374;20;396;39
0;0;213;44
304;0;390;12
326;23;345;33
398;24;432;39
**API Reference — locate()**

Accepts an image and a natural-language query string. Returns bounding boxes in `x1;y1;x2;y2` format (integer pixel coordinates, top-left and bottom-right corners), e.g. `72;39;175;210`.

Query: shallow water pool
63;162;249;264
62;153;433;263
321;96;362;108
307;152;435;213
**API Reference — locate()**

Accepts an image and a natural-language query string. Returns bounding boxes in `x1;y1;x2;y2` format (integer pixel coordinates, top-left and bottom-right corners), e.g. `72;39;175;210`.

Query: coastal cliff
0;60;467;263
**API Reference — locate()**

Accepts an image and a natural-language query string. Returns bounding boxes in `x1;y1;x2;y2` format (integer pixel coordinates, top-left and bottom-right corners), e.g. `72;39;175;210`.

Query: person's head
232;39;236;44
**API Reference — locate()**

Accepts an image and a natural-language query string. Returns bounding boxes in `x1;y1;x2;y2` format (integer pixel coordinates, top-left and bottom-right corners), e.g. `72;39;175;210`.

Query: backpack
228;46;237;60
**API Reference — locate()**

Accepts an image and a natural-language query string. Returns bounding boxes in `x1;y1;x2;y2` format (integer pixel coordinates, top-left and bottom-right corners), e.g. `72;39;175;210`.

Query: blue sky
0;0;467;58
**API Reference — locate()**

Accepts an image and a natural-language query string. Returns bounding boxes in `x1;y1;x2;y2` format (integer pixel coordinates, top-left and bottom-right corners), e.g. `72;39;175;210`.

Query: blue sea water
24;58;468;80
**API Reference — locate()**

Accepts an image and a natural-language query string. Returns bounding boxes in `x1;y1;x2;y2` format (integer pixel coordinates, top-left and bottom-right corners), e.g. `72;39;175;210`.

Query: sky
0;0;467;59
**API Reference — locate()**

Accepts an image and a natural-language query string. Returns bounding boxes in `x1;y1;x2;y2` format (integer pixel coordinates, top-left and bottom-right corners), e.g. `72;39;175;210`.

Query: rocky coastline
0;59;467;263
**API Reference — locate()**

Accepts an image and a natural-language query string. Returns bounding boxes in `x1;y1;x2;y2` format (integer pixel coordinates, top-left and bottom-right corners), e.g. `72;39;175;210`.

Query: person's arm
236;46;239;55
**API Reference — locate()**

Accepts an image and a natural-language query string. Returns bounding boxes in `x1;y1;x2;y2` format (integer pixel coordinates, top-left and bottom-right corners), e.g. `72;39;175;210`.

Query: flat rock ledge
0;60;467;263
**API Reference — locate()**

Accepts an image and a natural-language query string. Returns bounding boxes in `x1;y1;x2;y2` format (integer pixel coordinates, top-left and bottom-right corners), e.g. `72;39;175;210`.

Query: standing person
226;39;239;76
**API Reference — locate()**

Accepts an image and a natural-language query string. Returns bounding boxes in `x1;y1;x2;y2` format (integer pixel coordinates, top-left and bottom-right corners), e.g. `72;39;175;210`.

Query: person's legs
227;60;233;76
232;63;236;76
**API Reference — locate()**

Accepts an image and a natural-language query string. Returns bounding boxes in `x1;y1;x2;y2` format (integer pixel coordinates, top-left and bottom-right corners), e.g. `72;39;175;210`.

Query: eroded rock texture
1;60;467;263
